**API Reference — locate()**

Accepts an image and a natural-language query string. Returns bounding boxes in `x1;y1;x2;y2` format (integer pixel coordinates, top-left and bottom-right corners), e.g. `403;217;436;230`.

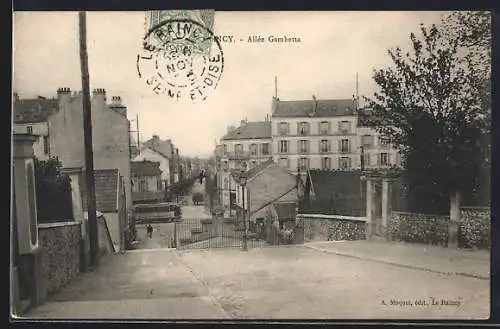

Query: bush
34;157;74;223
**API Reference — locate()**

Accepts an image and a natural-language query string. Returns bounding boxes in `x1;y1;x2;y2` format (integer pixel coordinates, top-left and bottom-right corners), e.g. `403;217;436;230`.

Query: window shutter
348;139;351;153
387;153;391;165
338;157;342;169
318;122;321;135
287;158;290;169
328;121;331;134
338;121;342;132
307;122;310;134
297;140;301;153
297;123;300;135
348;157;352;168
318;140;322;152
338;139;341;153
377;153;381;165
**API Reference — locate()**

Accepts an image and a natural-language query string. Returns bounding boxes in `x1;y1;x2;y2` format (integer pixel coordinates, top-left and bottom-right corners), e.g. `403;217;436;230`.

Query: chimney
56;87;72;110
272;96;279;115
240;119;246;127
92;88;107;109
153;134;160;141
109;96;127;116
312;95;317;114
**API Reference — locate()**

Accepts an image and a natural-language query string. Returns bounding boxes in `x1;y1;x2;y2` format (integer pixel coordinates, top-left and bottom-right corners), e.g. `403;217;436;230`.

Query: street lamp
239;171;248;252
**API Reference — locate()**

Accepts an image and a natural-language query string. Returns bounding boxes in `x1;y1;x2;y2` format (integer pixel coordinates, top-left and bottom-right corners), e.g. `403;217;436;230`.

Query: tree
363;23;488;211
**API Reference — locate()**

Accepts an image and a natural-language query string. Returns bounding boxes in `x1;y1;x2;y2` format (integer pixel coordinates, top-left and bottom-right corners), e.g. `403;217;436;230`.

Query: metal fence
175;217;268;250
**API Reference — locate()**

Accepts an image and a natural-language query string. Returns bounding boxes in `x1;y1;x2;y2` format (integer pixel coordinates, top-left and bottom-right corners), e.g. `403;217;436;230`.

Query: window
298;140;309;154
139;180;147;192
298;157;309;170
279;157;289;168
321;157;331;169
380;153;389;166
362;153;371;167
278;122;289;135
43;136;50;155
262;143;270;155
223;144;227;153
235;144;243;154
298;122;309;136
379;136;390;148
223;161;228;171
250;143;257;156
26;126;33;134
361;135;373;147
319;121;330;135
339;139;350;153
339;157;351;169
339;121;351;134
320;140;330;153
279;140;288;153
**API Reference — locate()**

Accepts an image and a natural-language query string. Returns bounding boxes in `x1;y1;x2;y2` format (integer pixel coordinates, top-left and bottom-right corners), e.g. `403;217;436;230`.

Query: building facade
13;95;58;161
130;160;163;204
134;135;183;187
271;96;401;174
48;88;133;210
215;118;273;215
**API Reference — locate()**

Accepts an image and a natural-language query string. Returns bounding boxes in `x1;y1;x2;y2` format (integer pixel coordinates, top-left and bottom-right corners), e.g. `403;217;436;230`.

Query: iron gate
175;216;268;250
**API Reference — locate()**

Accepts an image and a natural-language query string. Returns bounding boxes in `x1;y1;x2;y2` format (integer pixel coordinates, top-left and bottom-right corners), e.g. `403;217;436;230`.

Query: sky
13;11;449;158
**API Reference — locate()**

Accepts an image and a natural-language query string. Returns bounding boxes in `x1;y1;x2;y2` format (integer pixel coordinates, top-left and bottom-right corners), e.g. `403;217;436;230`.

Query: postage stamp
137;10;224;102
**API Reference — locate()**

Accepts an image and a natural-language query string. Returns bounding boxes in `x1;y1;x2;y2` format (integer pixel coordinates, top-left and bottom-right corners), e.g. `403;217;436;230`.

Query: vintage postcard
11;10;491;321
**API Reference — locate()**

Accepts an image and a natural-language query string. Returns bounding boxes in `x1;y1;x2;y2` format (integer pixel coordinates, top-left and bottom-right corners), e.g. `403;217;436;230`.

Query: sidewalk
304;240;490;280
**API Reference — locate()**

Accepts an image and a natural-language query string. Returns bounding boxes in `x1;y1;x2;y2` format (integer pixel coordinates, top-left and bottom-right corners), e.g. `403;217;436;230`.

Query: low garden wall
388;212;449;246
459;207;490;250
38;221;81;298
299;214;367;242
389;207;491;249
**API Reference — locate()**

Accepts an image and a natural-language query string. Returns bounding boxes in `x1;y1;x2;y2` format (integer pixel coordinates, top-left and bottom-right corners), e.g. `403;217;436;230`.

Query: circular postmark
137;18;224;102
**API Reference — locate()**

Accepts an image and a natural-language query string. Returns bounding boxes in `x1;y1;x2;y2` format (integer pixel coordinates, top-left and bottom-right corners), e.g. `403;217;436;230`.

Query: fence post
173;221;178;249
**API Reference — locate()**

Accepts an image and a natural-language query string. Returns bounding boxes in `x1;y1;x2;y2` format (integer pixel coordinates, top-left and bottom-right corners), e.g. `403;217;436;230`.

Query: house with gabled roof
79;168;128;252
216;117;273;216
133;135;180;188
131;160;164;204
231;159;298;228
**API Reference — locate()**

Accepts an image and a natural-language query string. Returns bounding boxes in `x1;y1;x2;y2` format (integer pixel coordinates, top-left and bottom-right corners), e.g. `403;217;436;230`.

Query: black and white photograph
11;10;491;320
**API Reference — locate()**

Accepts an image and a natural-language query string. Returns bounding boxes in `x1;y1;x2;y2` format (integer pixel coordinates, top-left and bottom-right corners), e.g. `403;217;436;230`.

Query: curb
304;245;489;280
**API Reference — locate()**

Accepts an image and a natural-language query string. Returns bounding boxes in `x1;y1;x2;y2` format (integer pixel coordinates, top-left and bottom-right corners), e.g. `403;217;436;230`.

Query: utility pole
79;11;99;268
136;114;140;149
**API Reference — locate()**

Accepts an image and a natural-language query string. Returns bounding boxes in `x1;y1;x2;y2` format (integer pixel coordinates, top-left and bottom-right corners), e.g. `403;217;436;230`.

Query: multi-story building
271;95;400;174
215;118;273;215
12;94;57;161
48;88;133;210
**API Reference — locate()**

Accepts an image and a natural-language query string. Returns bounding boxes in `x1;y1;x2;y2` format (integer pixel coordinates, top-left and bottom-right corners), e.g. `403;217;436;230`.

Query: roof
273;202;297;220
230;159;275;182
246;159;274;179
272;99;356;118
13;97;58;124
309;169;362;199
131;160;162;177
81;169;120;213
222;121;271;140
142;137;174;158
132;191;164;203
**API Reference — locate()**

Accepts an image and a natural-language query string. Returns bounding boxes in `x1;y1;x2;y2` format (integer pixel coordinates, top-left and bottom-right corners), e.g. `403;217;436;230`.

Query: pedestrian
147;224;153;238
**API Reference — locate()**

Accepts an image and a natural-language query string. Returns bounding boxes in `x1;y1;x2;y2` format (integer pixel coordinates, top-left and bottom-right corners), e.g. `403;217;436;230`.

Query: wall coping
392;211;450;219
298;213;367;222
460;206;491;210
38;221;81;229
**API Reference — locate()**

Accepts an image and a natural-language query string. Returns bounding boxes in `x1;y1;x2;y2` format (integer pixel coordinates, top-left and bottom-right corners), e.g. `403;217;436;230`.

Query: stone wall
38;222;81;297
388;212;449;246
459;207;491;250
299;214;366;242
